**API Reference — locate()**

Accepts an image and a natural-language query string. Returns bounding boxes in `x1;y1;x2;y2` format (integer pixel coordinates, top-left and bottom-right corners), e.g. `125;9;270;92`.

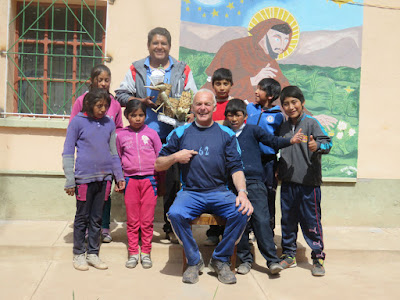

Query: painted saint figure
202;18;292;104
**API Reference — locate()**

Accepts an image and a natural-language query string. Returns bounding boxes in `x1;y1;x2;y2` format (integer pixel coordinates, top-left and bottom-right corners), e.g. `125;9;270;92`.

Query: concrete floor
0;221;399;300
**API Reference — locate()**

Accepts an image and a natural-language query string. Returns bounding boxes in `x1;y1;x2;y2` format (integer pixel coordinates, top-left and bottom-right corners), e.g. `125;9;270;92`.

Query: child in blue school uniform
246;78;284;235
224;98;303;275
277;86;332;276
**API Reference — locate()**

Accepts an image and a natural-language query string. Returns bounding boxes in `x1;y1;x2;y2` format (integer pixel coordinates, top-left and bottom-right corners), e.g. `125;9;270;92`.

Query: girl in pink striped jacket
116;99;162;269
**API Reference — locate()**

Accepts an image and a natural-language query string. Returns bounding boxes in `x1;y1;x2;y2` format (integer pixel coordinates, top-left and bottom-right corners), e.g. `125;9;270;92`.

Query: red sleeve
183;65;191;88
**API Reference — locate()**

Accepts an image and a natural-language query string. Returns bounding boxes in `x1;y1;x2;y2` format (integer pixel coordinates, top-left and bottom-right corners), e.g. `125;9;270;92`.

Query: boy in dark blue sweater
224;99;303;275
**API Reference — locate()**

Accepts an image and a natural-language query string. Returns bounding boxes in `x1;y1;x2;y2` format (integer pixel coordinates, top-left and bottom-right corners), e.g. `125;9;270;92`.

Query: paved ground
0;220;399;300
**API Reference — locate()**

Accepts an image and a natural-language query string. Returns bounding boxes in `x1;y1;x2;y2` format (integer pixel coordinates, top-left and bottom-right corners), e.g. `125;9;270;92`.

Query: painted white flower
347;170;353;175
337;121;347;131
348;128;356;136
337;132;344;139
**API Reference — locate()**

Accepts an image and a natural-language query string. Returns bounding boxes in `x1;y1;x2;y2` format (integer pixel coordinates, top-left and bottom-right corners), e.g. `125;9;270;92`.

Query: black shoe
166;232;179;244
208;258;237;284
204;235;219;246
182;256;204;284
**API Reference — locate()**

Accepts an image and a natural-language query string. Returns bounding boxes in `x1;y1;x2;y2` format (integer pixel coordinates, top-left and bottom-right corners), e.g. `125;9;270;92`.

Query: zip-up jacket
278;113;332;186
247;103;284;155
114;56;197;139
116;125;162;177
62;112;123;188
115;56;197;105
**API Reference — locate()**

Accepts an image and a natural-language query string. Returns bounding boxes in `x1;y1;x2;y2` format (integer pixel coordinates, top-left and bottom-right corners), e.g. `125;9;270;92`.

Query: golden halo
247;7;299;60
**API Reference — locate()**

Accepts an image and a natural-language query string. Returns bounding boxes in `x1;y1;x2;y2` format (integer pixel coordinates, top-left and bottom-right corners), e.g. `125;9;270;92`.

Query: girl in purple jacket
70;64;123;243
63;88;125;271
116;100;162;269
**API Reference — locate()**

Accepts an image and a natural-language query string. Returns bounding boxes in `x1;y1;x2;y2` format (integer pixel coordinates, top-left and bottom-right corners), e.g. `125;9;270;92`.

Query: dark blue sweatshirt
159;122;243;192
237;124;291;181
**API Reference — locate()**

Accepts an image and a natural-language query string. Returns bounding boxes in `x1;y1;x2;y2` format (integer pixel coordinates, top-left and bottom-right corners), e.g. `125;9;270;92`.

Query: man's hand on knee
235;192;253;216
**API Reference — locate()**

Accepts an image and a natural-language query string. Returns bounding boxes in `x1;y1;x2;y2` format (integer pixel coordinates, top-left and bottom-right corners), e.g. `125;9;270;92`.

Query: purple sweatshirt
62;112;124;188
116;125;162;177
70;92;123;129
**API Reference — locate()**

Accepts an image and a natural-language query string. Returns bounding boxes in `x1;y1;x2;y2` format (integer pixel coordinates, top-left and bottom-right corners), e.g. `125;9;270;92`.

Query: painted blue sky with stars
181;0;363;31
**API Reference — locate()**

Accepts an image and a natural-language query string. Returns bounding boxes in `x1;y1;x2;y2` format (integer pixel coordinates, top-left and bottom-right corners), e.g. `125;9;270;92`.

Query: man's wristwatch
238;189;248;195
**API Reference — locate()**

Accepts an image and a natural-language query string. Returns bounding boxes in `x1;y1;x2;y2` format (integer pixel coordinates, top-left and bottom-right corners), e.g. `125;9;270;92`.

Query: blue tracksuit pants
237;180;280;267
167;189;248;265
280;182;325;260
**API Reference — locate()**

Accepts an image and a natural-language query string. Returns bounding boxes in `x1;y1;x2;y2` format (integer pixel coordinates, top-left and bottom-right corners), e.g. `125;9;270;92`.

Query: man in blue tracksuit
155;89;253;285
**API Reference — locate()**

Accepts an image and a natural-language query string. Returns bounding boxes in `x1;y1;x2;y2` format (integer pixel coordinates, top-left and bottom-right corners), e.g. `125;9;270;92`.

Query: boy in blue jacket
225;99;303;275
247;78;283;235
278;86;332;276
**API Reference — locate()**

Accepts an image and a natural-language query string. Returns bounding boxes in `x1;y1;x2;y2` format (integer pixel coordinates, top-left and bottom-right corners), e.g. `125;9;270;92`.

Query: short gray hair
193;89;216;106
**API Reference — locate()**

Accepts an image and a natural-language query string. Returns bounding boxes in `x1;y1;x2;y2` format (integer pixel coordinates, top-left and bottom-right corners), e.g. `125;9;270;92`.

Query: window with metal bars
7;1;107;116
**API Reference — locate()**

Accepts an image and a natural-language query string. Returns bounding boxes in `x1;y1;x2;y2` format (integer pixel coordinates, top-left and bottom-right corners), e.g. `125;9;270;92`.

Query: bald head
193;89;216;106
192;89;216;127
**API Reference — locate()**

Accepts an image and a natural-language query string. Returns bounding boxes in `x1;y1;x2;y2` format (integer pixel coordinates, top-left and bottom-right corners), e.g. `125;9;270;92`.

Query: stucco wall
357;0;400;178
0;0;399;224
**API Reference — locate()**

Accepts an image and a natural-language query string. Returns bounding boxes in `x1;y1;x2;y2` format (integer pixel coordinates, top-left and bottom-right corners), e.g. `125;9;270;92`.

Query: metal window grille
5;0;107;116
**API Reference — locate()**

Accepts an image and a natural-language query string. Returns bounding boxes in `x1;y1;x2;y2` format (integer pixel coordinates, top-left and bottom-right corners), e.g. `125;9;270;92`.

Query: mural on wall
179;0;363;179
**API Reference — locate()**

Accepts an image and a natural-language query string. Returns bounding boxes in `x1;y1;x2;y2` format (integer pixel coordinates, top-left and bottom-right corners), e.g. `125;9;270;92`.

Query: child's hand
114;180;126;193
290;128;303;144
64;187;75;196
186;113;195;123
308;135;318;152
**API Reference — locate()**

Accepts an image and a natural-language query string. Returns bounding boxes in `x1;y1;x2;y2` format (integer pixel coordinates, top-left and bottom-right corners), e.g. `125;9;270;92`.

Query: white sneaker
86;254;108;270
126;254;139;268
73;254;89;271
141;253;153;269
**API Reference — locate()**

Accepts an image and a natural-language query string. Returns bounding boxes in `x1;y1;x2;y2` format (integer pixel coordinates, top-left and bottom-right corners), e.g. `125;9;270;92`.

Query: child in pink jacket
116;99;162;269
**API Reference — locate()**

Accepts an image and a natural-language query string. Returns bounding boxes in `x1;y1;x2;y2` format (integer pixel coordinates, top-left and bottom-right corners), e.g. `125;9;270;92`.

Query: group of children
62;64;332;277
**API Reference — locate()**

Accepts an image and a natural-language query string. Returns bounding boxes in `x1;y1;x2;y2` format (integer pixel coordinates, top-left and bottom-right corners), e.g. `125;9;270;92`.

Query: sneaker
125;254;139;269
209;258;237;284
312;259;325;276
204;235;219;246
182;256;205;284
73;254;89;271
166;232;179;244
101;232;113;243
237;262;252;275
269;262;284;275
86;254;108;270
141;253;153;269
279;254;297;269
